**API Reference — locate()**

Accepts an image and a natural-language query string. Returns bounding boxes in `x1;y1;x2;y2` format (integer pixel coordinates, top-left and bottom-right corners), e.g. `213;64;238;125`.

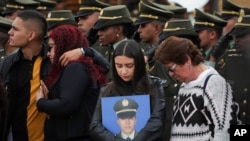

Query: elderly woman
155;36;240;141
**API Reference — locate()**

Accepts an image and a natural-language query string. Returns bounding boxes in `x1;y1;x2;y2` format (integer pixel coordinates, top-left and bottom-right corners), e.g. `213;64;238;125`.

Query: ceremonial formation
0;0;249;141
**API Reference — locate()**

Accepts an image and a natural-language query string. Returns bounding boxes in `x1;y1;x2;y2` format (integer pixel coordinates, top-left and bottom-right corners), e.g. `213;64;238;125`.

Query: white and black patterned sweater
170;67;239;141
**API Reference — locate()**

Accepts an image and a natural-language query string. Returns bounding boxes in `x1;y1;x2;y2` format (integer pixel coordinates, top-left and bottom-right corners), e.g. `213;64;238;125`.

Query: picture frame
101;95;150;135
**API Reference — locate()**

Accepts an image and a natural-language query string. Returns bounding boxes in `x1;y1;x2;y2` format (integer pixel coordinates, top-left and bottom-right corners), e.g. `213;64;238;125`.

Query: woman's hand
36;80;49;101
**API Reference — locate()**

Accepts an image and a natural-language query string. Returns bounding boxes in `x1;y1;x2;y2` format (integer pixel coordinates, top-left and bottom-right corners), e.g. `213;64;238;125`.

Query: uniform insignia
47;12;51;18
100;9;103;16
164;22;169;29
122;99;129;107
238;9;244;23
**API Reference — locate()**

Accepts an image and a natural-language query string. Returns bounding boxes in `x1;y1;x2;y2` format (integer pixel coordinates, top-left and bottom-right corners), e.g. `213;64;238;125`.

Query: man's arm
59;47;110;73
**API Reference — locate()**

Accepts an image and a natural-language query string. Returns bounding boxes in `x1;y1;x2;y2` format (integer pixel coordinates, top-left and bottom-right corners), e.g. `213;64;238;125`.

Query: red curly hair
46;24;107;86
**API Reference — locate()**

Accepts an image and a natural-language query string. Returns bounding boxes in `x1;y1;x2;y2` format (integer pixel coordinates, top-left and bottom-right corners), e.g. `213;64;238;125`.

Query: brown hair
155;36;204;66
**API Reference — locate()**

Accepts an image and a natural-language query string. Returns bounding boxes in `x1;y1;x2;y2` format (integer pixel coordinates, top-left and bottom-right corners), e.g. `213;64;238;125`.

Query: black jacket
37;62;99;140
89;76;166;141
0;45;109;141
0;47;51;141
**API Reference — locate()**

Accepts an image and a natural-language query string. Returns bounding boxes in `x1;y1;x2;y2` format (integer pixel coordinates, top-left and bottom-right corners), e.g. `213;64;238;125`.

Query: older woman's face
165;58;192;83
98;25;119;46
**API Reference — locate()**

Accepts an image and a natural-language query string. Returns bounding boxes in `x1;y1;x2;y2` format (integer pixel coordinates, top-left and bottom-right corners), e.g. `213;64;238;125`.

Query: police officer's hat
134;1;173;25
164;5;187;19
0;1;5;16
93;5;133;30
194;8;227;32
221;0;242;20
0;17;13;34
35;0;57;11
140;0;186;19
230;15;250;36
113;98;138;118
2;0;40;16
160;20;197;40
47;10;77;30
75;0;110;20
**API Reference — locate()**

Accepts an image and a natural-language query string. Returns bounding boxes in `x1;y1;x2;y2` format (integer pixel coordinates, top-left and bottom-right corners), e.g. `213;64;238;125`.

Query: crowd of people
0;0;249;141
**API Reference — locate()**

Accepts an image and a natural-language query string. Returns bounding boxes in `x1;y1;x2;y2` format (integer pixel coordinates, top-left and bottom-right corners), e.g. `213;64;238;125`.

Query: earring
116;34;119;37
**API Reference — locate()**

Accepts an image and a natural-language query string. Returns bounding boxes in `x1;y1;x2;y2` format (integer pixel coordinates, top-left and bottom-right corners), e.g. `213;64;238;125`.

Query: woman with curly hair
36;24;107;141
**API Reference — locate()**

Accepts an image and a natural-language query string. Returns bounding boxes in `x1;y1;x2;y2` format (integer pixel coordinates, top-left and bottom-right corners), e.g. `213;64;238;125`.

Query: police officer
141;0;187;20
35;0;57;17
0;16;17;62
216;15;250;125
220;0;242;35
113;98;139;140
75;0;109;39
193;8;227;66
210;1;250;64
46;10;78;30
46;10;110;73
2;0;40;20
135;2;180;141
0;0;5;16
160;19;199;47
135;0;173;52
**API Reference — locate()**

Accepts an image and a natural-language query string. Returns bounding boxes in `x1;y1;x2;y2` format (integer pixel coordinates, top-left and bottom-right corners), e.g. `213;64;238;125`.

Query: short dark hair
17;10;47;40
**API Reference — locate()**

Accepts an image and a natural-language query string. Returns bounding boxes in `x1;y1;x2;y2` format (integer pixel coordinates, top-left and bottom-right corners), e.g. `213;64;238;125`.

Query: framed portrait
101;95;150;135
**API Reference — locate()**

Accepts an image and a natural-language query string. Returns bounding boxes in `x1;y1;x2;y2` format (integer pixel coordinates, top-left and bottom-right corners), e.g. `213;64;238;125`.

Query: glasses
167;64;177;73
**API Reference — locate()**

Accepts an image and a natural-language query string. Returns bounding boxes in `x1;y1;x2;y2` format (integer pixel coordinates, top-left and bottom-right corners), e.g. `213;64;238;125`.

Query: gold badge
122;99;129;107
238;9;244;23
47;12;51;18
100;9;103;16
164;22;169;29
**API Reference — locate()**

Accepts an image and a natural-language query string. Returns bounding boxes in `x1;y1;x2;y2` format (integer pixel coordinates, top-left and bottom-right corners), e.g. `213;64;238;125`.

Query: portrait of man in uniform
101;95;150;140
113;98;138;140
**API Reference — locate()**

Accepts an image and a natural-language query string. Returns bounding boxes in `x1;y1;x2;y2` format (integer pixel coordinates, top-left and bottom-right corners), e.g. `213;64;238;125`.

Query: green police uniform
0;17;13;62
75;0;110;47
160;19;198;44
134;0;173;52
215;16;250;124
194;8;227;61
220;0;242;20
92;5;134;81
46;10;77;30
75;0;110;19
140;0;187;20
2;0;40;17
134;2;179;141
211;0;247;63
0;1;5;16
35;0;57;13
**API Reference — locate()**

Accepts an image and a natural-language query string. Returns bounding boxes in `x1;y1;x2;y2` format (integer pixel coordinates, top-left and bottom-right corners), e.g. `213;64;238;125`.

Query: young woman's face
47;37;56;63
97;25;118;46
114;55;135;82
